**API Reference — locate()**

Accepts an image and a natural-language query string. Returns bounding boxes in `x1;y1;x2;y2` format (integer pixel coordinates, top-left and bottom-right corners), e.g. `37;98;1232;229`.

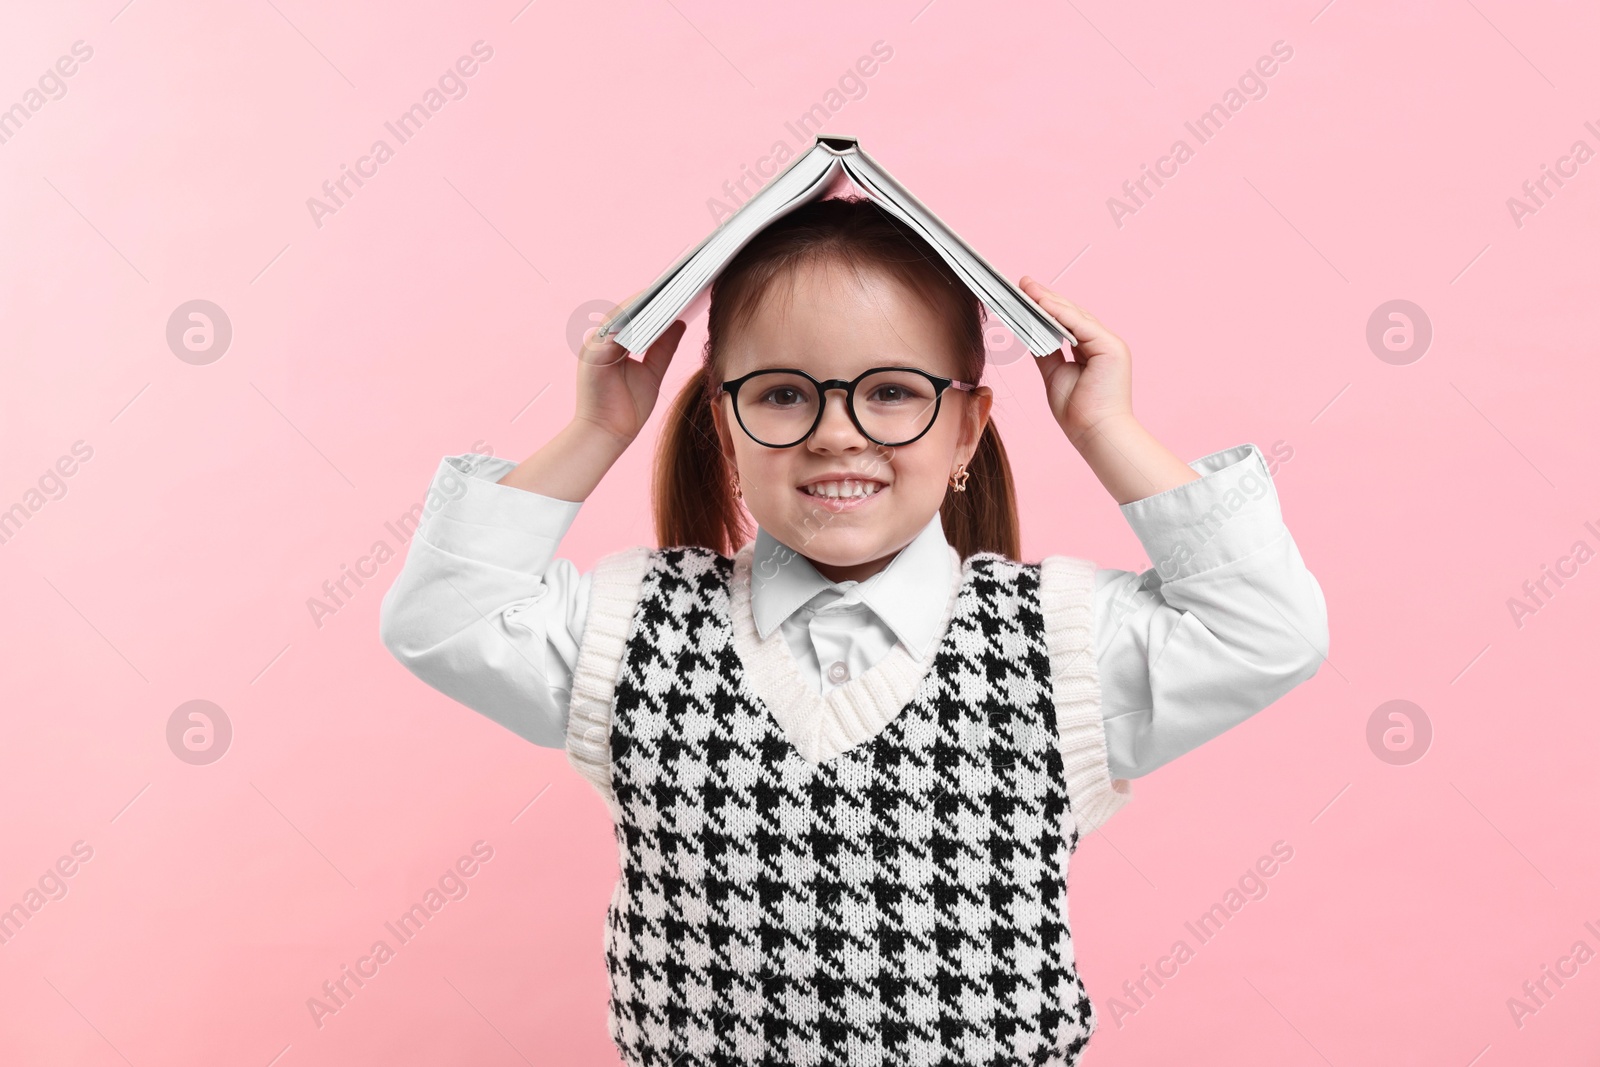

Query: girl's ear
709;390;738;467
963;385;995;461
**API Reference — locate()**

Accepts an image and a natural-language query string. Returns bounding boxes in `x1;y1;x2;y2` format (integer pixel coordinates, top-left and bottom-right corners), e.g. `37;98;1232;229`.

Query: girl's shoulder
958;550;1098;588
588;541;737;574
583;543;744;615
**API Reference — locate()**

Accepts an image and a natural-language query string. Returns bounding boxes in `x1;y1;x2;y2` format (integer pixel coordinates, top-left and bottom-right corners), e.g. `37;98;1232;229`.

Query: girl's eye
759;387;804;407
868;385;909;403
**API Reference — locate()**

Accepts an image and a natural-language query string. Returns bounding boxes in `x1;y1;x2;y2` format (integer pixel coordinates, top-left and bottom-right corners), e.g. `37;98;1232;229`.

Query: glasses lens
736;371;820;445
854;369;941;444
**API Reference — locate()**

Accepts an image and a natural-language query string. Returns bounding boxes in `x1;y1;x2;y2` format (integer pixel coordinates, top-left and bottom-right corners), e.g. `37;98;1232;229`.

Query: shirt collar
749;511;952;658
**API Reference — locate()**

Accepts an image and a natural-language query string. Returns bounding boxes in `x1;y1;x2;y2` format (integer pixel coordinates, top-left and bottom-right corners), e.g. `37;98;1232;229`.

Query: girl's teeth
803;480;883;499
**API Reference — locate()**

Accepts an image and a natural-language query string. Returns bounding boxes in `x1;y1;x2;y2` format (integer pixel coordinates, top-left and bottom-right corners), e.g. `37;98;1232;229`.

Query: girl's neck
808;549;897;585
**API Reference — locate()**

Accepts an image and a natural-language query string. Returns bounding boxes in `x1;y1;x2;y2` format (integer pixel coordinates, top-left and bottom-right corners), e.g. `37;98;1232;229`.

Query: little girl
380;197;1327;1066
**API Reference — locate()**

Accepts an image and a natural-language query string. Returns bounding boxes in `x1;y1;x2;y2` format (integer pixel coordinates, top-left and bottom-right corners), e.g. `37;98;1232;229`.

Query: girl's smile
796;474;889;510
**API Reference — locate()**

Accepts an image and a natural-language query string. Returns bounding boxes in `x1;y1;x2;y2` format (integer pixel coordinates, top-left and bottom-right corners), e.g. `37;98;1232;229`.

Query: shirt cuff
414;452;583;574
1117;442;1286;582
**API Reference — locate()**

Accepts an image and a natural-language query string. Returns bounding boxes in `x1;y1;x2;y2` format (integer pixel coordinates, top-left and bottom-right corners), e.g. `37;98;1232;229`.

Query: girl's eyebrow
742;357;944;374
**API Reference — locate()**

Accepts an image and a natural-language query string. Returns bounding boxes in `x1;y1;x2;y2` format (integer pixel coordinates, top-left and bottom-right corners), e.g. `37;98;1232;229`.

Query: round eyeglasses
717;366;976;448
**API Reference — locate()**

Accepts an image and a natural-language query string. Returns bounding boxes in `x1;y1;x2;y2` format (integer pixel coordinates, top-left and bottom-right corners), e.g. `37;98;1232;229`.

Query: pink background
3;0;1598;1063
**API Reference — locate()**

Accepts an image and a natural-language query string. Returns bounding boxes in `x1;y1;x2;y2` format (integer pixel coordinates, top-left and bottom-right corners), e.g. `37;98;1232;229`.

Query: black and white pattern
603;546;1097;1066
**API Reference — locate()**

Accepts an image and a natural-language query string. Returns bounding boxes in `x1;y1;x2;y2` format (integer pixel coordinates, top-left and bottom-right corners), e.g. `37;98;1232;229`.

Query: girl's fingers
639;319;687;384
580;288;651;368
1031;346;1068;380
1019;276;1111;350
578;330;629;368
1030;342;1081;411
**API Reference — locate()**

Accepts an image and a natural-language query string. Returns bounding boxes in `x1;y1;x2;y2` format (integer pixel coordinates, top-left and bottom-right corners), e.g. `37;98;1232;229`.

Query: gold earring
730;469;742;496
948;463;969;492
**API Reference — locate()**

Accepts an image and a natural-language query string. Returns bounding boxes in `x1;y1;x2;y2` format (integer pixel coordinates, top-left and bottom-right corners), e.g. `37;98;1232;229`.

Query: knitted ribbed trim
1040;554;1134;834
564;545;652;821
728;541;964;766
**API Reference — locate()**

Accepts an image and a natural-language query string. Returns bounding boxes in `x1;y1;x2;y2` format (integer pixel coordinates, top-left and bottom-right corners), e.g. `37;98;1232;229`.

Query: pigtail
940;419;1022;562
652;364;753;556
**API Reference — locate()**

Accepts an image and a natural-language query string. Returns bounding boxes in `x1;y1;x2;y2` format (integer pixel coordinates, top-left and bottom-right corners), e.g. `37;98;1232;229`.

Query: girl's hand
573;294;689;447
1018;276;1135;447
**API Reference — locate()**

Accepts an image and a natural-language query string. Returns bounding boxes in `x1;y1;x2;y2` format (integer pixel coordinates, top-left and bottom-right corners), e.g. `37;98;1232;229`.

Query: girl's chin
772;524;893;571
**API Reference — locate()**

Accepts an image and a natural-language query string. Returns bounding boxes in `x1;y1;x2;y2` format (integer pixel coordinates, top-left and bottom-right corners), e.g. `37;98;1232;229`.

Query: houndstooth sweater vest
565;542;1132;1067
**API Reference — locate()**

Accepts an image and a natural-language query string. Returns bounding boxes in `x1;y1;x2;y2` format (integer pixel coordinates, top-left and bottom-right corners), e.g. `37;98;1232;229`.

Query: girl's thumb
1033;347;1068;380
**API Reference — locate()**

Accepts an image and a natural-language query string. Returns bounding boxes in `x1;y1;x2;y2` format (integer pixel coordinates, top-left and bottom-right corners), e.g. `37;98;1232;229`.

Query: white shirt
378;442;1328;780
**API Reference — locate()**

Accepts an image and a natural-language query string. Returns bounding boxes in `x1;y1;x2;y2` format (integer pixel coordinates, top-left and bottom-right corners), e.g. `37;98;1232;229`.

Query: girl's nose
808;388;867;451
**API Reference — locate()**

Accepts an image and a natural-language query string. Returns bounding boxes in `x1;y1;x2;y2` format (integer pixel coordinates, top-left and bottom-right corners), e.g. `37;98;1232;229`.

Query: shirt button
827;661;850;684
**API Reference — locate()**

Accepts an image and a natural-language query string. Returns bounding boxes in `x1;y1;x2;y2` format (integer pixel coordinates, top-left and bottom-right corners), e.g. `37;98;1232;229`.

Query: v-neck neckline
726;540;965;766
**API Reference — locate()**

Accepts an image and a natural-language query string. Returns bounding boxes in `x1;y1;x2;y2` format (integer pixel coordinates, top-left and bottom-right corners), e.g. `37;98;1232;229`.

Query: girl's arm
377;449;594;749
1018;275;1200;504
378;313;690;747
1090;441;1328;778
1018;277;1328;780
1071;413;1201;505
494;418;631;500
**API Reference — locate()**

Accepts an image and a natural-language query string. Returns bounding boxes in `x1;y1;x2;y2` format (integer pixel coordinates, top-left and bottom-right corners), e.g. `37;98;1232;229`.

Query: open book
595;133;1077;357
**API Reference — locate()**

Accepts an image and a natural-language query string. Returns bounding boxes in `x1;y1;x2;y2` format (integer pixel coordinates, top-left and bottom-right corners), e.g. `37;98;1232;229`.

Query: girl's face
710;258;994;584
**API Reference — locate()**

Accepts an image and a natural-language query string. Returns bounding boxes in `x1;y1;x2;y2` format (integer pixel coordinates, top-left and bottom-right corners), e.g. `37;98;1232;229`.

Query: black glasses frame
717;365;977;449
